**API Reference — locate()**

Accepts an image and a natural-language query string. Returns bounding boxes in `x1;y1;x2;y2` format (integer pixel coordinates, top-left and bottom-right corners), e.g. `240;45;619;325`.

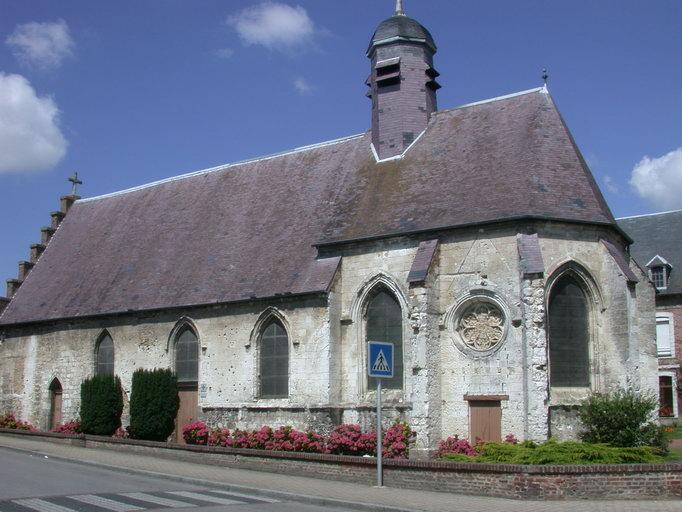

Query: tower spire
368;0;439;160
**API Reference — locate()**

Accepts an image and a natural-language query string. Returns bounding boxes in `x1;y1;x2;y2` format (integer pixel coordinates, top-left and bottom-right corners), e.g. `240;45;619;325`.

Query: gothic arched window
548;275;590;387
366;289;403;390
95;333;114;375
175;326;199;383
259;320;289;398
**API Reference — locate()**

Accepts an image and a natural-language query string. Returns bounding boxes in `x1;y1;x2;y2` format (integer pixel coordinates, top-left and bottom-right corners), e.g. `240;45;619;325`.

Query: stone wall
0;295;332;431
0;220;656;451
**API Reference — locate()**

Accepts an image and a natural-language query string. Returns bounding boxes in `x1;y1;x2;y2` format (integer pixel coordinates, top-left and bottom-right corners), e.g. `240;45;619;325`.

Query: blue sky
1;0;681;291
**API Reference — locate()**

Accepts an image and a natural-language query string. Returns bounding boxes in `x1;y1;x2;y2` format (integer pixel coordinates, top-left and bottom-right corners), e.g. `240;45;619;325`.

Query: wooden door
49;379;63;430
469;400;501;443
176;387;198;444
50;389;62;430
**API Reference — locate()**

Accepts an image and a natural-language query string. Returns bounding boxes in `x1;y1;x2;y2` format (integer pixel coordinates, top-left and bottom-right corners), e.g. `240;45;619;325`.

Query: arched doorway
49;378;63;430
174;325;199;443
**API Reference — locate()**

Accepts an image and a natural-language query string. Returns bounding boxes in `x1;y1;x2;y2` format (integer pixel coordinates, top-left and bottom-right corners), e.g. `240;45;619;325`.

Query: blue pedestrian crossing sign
368;341;394;378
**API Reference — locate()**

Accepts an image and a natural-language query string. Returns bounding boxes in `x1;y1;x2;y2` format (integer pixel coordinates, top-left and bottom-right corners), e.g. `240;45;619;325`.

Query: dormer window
646;255;672;291
651;266;666;289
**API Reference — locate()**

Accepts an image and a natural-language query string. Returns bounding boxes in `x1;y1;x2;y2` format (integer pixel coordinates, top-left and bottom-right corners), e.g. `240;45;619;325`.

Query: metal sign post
368;341;394;488
376;378;383;487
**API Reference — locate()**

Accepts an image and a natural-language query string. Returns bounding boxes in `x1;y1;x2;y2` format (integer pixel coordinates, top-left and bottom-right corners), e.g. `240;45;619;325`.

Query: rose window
457;302;505;351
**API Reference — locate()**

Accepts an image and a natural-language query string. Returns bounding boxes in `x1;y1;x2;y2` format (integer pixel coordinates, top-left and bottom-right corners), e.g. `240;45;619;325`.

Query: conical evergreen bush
80;374;123;436
129;368;178;441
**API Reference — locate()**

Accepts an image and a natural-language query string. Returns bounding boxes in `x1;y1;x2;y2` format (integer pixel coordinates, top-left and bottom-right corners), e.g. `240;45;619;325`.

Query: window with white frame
656;313;674;357
651;266;667;289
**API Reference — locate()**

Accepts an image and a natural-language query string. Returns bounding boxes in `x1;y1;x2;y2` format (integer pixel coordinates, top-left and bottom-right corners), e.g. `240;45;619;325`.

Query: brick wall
4;430;679;501
657;300;682;417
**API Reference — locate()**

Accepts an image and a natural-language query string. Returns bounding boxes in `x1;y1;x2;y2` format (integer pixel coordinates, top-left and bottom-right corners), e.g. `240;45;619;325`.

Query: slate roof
369;14;436;52
617;210;682;295
0;88;618;326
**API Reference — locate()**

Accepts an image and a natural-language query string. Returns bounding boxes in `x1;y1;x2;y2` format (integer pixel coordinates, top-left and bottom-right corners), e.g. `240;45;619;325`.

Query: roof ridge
616;209;682;220
434;87;546;117
79;132;366;204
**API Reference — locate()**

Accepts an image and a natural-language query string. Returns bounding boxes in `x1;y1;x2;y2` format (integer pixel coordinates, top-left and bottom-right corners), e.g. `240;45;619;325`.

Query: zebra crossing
0;489;279;512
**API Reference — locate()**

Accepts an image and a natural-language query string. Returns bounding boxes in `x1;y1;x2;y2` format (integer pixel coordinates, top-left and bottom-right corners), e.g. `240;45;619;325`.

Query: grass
664;447;682;462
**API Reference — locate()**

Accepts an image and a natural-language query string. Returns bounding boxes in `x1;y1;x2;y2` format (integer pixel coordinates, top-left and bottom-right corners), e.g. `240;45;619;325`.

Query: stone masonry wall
0;295;332;431
0;220;656;450
330;220;655;449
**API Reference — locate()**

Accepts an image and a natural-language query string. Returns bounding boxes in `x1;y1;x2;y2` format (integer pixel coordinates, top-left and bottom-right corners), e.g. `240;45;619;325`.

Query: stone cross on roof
68;172;83;196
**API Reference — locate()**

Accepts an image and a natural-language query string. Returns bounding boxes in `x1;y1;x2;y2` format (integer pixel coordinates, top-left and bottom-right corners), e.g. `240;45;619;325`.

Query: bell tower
367;1;440;160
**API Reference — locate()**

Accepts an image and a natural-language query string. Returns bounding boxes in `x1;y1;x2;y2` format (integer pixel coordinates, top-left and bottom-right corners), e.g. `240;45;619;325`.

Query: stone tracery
457;302;505;351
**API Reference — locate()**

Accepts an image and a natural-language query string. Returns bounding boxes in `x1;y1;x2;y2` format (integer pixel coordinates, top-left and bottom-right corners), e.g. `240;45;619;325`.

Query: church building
0;3;657;453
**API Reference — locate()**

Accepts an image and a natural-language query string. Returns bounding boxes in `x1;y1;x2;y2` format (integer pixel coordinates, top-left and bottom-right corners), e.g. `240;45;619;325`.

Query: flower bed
0;413;37;432
50;420;81;435
182;421;414;459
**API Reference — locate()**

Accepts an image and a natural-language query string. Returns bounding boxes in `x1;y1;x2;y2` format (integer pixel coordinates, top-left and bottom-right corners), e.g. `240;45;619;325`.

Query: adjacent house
619;210;682;421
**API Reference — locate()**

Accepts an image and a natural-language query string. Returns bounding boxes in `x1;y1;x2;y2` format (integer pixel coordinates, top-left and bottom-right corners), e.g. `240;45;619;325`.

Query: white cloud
6;19;74;70
630;147;682;210
215;47;234;59
603;175;619;194
0;73;67;173
293;76;312;95
228;2;315;52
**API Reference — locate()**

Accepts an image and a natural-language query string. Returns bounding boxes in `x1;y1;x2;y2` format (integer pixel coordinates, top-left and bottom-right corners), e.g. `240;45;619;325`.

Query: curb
0;443;416;512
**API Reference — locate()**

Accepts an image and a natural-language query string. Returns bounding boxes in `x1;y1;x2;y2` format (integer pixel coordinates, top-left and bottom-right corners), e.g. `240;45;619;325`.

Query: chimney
41;226;56;246
18;261;34;281
1;174;83;309
30;243;46;263
60;194;80;214
367;2;440;160
51;211;65;229
6;279;21;298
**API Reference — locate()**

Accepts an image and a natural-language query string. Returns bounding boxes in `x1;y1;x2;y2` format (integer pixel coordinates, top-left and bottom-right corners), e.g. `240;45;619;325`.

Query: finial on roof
68;172;83;196
395;0;405;16
542;68;549;86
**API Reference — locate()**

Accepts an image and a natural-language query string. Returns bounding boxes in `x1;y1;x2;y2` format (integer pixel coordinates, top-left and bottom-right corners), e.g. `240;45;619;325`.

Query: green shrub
441;439;664;464
129;368;178;441
578;388;667;451
80;374;123;436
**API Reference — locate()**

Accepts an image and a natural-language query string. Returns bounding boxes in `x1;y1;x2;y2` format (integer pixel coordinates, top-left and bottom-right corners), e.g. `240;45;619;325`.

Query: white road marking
13;499;76;512
119;493;196;508
167;491;242;506
208;490;280;503
68;495;143;512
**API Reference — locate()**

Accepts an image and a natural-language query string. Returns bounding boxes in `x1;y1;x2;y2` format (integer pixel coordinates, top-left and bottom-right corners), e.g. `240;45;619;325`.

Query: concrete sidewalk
0;435;679;512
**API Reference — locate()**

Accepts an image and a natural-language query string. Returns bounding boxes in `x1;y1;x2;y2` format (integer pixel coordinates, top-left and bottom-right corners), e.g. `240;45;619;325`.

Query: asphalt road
0;448;343;512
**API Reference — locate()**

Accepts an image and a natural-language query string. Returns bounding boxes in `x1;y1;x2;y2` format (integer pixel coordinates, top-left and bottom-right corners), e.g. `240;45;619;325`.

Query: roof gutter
315;215;634;249
0;290;330;330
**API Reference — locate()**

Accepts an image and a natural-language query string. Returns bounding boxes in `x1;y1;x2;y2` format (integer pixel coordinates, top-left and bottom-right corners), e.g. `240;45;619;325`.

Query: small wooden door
49;379;63;430
176;386;198;444
469;400;502;443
